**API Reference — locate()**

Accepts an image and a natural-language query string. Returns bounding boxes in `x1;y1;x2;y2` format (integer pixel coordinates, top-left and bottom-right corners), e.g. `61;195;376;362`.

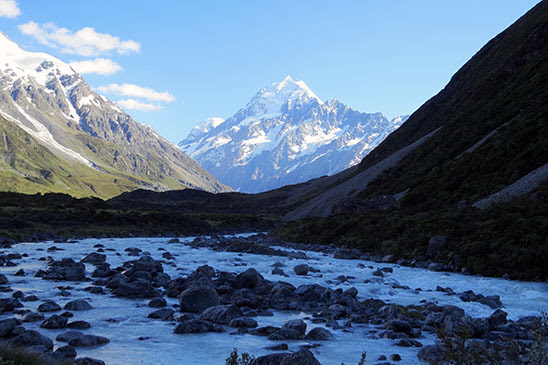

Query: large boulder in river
234;268;264;289
113;278;159;298
8;330;53;350
178;283;220;313
37;301;61;312
282;319;307;335
68;334;110;347
40;315;68;329
64;299;93;311
200;304;243;325
293;264;310;276
488;309;508;329
0;318;18;337
305;327;334;341
252;349;320;365
81;253;106;265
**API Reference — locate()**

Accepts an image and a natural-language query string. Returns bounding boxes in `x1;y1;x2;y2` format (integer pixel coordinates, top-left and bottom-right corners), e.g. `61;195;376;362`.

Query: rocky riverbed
0;234;547;364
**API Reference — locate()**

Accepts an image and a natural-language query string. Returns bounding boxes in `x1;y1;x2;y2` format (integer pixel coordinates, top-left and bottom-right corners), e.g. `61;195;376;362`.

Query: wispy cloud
0;0;20;18
18;21;140;57
117;99;163;111
97;83;175;103
69;58;123;76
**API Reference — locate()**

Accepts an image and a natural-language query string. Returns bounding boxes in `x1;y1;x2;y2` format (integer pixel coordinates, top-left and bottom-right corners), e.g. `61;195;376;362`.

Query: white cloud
69;58;122;76
97;83;175;103
117;99;163;111
0;0;20;18
18;21;140;57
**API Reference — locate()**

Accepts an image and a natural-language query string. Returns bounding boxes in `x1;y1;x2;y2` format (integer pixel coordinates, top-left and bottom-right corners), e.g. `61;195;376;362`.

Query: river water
1;235;547;364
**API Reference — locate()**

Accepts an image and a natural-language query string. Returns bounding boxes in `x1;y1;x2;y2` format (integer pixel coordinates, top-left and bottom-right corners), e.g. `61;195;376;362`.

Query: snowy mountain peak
187;117;226;139
0;31;77;89
237;76;323;125
179;77;408;193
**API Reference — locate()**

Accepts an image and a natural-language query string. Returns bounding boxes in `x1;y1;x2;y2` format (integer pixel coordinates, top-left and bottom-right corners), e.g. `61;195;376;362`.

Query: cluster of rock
0;251;114;364
76;241;541;364
223;233;479;276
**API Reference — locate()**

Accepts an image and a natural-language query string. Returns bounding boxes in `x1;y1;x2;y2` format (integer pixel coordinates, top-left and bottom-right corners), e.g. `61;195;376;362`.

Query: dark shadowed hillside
273;1;548;281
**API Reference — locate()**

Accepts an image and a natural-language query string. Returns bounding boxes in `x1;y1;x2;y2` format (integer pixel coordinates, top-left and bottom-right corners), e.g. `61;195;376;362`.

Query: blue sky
0;0;541;142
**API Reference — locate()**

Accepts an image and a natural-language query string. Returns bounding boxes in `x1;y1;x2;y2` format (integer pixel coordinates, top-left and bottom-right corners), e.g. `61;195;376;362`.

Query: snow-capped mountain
179;76;408;193
0;32;229;197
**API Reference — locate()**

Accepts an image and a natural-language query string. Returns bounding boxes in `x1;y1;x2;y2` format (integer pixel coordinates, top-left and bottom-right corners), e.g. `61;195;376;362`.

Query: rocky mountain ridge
179;76;407;193
0;32;229;198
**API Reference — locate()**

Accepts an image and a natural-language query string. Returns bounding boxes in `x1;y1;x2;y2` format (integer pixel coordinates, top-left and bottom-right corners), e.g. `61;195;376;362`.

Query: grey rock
8;330;53;350
173;319;224;334
268;327;303;340
229;317;258;329
417;344;445;363
148;308;175;321
234;268;264;289
488;309;508;329
73;357;106;365
293;264;310;276
40;314;68;329
282;319;307;335
64;299;92;311
22;312;45;323
304;327;334;340
478;295;503;309
67;320;91;329
427;235;446;258
81;253;106;265
200;304;243;325
37;301;61;312
43;258;86;281
0;318;18;337
52;345;77;360
178;284;220;313
148;297;167;308
385;320;412;334
280;349;320;365
69;334;110;347
56;330;85;342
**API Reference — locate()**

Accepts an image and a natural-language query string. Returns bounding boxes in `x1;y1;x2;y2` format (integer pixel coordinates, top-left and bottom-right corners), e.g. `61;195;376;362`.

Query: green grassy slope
0;117;165;198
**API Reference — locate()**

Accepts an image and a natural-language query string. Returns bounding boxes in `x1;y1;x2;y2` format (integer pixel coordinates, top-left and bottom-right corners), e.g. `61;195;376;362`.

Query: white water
1;235;547;364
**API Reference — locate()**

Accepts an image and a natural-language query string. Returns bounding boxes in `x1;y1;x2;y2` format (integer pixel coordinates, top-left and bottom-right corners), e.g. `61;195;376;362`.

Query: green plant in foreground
226;349;255;365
